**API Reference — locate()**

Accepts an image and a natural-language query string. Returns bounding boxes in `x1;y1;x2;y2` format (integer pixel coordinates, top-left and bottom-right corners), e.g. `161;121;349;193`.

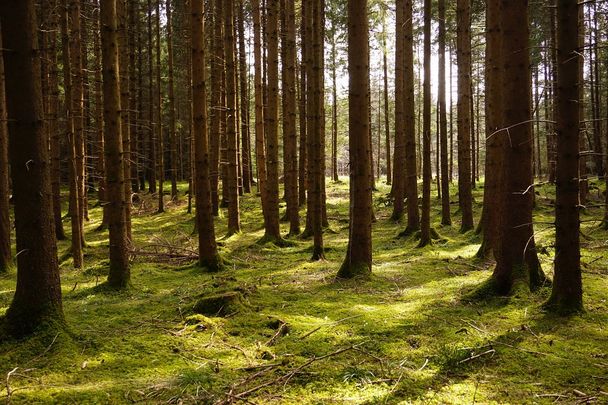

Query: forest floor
1;179;607;404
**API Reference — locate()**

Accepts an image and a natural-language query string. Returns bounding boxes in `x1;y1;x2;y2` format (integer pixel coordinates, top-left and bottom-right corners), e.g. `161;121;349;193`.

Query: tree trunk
224;0;241;235
117;0;132;240
308;0;325;259
101;0;131;289
456;0;474;232
382;10;391;186
253;0;269;230
403;0;419;234
147;0;157;193
485;0;546;295
391;0;406;221
155;0;164;213
191;0;223;271
545;0;583;314
418;0;432;247
167;0;178;200
438;0;451;226
476;0;504;259
298;13;308;207
61;0;84;269
210;0;223;215
337;0;372;279
0;0;65;335
46;1;67;241
0;28;11;273
237;0;252;194
281;0;300;236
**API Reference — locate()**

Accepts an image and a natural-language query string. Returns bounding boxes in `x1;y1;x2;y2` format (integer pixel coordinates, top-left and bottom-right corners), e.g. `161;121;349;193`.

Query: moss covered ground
0;179;607;404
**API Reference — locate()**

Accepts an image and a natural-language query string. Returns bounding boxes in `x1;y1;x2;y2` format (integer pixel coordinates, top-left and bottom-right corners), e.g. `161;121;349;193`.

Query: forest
0;0;607;403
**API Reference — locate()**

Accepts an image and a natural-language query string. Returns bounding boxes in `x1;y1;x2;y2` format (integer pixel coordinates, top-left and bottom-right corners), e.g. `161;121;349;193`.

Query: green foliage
0;180;607;403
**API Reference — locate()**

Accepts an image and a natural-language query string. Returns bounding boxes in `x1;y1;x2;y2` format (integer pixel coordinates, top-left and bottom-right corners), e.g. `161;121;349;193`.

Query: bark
237;0;252;194
101;0;131;289
0;28;11;272
485;0;546;295
403;0;419;234
298;8;308;207
61;0;84;268
167;0;178;200
225;0;241;235
117;0;132;239
456;0;474;232
94;0;108;231
46;1;67;241
210;0;223;215
418;0;432;246
337;0;372;279
191;0;222;271
155;0;164;213
391;0;406;221
146;0;157;193
545;0;583;314
476;0;504;258
0;0;65;335
382;12;391;186
438;0;451;226
281;0;300;236
307;0;325;259
330;27;339;183
252;0;269;227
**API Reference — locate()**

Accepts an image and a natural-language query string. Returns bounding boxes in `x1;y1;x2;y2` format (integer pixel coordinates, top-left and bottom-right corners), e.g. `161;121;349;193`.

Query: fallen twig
457;349;496;364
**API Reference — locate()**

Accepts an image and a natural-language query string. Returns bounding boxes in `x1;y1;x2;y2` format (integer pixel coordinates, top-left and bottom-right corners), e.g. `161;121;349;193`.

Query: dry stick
218;344;363;404
457;349;496;364
265;322;288;346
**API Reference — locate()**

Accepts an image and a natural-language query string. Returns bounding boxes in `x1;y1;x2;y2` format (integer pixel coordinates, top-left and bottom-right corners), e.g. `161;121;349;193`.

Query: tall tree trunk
155;0;164;213
128;0;139;193
147;0;157;193
167;0;179;200
101;0;130;289
191;0;223;271
578;5;588;205
476;0;504;258
224;0;241;235
93;2;108;231
210;0;223;215
456;0;474;232
545;0;583;314
61;0;84;269
438;0;451;226
403;0;419;234
330;28;339;182
484;0;546;295
281;0;300;236
46;1;67;241
382;11;391;186
337;0;372;279
298;6;308;207
70;0;86;241
237;0;252;194
117;0;132;240
1;0;65;335
308;0;325;259
548;3;558;183
418;0;432;246
0;28;11;273
253;0;269;230
391;0;406;221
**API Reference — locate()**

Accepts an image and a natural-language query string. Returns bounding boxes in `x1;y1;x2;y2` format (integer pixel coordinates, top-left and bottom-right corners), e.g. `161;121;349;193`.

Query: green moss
0;180;606;403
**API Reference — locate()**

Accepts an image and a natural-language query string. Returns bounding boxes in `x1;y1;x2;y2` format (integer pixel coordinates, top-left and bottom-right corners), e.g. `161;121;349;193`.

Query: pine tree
337;0;372;279
101;0;131;289
0;0;65;335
